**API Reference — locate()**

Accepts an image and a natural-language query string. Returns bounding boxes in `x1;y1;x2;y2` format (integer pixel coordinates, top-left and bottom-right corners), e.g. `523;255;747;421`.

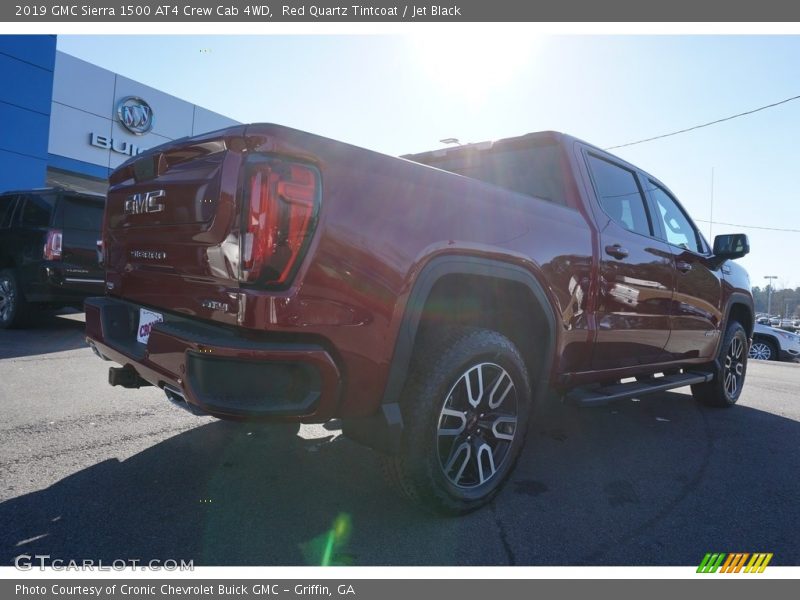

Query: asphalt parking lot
1;311;798;567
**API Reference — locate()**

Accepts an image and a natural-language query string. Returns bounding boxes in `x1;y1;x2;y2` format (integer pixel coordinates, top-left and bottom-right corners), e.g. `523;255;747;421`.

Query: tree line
751;286;800;317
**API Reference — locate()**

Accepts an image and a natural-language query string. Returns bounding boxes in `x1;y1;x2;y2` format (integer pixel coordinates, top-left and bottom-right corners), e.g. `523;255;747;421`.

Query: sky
56;33;800;294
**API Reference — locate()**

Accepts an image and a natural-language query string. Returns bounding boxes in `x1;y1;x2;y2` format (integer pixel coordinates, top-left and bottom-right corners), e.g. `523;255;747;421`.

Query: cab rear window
415;144;567;205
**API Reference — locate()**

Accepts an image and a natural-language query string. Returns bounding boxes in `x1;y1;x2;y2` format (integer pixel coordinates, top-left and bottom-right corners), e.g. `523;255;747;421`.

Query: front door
645;180;724;361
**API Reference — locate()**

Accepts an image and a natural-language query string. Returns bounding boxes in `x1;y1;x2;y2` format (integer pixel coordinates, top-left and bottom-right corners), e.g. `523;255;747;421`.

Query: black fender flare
721;292;755;338
381;254;558;406
708;292;755;374
343;255;558;454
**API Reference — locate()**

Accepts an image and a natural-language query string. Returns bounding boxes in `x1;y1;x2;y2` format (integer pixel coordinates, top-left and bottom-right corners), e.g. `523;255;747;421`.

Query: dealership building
0;35;239;195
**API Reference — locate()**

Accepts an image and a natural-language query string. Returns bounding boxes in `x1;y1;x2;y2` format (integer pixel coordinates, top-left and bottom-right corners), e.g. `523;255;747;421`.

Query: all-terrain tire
381;327;532;514
691;320;748;408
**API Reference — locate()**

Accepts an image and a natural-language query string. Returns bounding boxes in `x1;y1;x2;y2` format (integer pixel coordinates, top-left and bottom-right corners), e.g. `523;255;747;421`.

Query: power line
605;93;800;150
694;219;800;233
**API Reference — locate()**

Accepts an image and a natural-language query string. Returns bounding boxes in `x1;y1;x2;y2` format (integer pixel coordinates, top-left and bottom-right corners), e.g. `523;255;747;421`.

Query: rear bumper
84;296;342;421
25;264;105;303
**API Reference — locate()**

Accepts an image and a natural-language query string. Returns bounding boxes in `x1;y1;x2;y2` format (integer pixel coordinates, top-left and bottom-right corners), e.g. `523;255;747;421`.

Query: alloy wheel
723;335;745;398
749;341;772;361
436;362;518;489
0;277;14;323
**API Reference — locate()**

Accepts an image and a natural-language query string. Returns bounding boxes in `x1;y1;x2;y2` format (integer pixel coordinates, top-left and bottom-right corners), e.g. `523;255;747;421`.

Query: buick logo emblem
117;96;153;135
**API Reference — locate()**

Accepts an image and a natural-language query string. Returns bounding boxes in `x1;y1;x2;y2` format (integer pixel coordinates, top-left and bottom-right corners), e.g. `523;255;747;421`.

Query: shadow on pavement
0;310;88;360
1;394;798;566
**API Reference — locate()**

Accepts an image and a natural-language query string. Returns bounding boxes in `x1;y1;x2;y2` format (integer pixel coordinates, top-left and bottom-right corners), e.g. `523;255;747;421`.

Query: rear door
583;151;675;370
58;194;106;291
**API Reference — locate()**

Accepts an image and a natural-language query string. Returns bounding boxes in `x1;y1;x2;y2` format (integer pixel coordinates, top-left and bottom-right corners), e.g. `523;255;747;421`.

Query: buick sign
117;96;154;135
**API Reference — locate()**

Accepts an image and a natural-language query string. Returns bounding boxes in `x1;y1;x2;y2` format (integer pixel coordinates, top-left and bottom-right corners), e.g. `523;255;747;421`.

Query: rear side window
0;196;17;228
20;194;56;228
587;154;652;237
63;196;104;232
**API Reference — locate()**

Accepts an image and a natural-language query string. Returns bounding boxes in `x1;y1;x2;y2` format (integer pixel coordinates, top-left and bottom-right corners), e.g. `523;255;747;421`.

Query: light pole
764;275;778;316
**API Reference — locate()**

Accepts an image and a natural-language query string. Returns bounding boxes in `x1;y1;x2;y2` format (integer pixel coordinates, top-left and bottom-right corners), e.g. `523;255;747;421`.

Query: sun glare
412;30;539;106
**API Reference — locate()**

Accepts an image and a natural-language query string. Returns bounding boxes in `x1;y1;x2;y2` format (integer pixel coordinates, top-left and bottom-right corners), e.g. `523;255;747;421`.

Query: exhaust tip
162;384;206;416
87;339;110;361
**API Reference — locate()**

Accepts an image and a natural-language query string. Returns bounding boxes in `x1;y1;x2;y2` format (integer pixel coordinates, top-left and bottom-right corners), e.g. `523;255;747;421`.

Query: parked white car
749;323;800;362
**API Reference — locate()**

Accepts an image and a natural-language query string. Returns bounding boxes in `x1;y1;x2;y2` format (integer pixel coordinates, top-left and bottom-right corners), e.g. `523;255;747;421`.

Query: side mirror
710;233;749;268
713;233;749;259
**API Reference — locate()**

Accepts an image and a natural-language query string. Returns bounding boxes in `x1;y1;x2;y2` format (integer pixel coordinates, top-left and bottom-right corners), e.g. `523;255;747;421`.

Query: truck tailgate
104;127;247;326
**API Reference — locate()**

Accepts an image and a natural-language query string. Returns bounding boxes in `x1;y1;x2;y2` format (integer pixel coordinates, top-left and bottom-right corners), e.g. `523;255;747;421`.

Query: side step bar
566;371;713;407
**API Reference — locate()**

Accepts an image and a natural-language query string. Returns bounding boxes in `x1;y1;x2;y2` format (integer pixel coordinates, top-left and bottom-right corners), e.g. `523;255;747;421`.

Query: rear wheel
691;320;748;407
0;269;29;329
381;327;532;514
749;338;778;361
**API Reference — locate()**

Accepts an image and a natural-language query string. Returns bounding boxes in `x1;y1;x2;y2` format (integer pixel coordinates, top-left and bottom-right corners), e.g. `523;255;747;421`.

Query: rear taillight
44;229;62;261
241;159;319;286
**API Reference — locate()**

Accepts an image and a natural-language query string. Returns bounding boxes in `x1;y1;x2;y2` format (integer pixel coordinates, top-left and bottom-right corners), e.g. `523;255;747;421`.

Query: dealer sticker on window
137;308;164;344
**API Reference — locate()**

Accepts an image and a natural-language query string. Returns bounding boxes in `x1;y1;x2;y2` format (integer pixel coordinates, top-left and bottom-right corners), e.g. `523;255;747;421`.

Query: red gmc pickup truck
85;125;753;513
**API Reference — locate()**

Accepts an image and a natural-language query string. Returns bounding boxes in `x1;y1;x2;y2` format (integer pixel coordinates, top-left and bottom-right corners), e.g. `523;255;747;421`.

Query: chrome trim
163;384;186;403
64;278;105;284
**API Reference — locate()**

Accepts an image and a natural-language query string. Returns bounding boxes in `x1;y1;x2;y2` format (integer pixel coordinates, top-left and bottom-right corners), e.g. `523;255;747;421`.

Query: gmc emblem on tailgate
125;190;165;215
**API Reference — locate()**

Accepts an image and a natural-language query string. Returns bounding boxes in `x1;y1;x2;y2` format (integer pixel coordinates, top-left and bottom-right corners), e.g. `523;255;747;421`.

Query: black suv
0;188;105;328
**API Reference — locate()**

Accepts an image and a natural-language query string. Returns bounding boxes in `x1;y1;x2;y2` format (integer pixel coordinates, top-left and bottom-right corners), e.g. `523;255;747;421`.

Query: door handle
676;261;693;273
604;244;629;259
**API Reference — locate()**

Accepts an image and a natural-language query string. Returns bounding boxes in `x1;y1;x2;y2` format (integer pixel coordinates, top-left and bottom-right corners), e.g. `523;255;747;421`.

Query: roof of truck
401;131;572;164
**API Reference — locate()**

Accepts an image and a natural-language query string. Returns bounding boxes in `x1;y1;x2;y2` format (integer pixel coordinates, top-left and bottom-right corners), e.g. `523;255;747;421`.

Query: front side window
587;154;651;237
647;182;703;253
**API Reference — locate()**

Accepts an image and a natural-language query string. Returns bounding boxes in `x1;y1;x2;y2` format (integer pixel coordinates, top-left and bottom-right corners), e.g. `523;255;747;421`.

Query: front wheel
381;327;532;514
691;320;748;407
